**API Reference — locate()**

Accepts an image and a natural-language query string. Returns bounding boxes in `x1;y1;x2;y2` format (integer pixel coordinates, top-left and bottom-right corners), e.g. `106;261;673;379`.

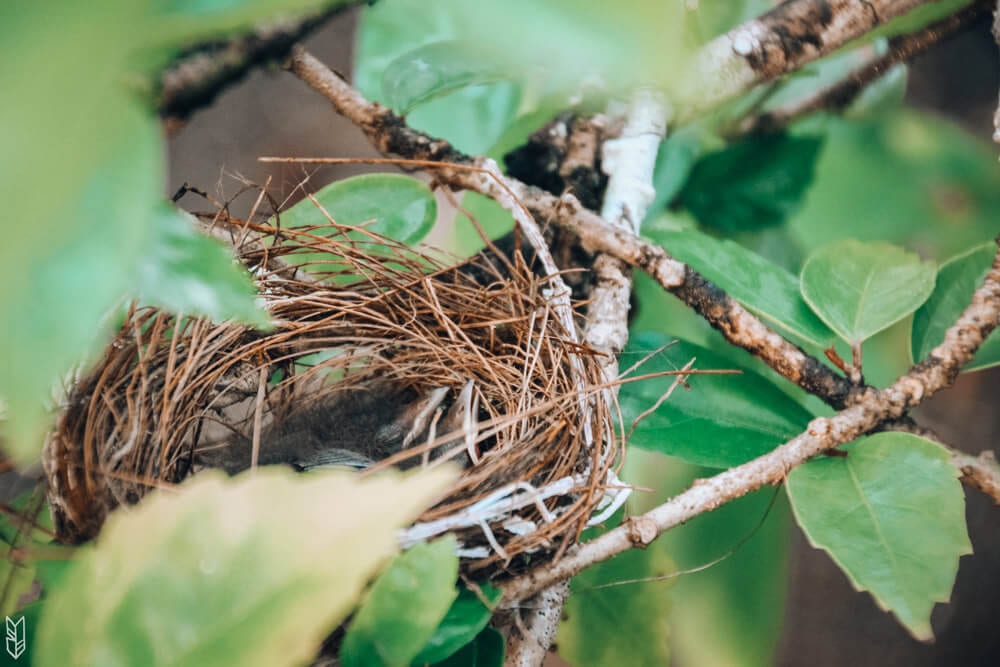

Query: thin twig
501;241;1000;600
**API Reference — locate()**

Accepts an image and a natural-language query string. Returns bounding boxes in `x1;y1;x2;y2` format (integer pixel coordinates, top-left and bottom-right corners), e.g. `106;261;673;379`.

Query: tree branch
501;241;1000;601
678;0;936;119
735;0;991;135
953;450;1000;503
279;47;857;409
502;581;569;667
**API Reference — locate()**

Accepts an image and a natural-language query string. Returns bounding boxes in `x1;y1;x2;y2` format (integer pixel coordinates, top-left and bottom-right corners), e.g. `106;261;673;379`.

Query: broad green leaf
558;512;674;667
146;0;355;46
620;333;812;468
282;173;437;248
36;467;454;667
800;240;936;344
678;134;824;232
0;558;35;617
136;207;270;327
790;111;1000;259
645;224;835;347
912;242;1000;371
786;433;971;641
412;584;501;665
0;103;159;464
431;627;504;667
341;537;459;667
356;0;521;155
383;41;511;113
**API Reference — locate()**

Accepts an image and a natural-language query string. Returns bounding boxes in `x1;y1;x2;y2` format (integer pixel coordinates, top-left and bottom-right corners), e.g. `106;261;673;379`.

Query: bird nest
43;213;626;575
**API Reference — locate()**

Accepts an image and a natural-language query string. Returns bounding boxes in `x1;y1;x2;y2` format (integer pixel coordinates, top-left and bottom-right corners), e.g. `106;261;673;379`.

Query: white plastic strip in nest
398;469;632;559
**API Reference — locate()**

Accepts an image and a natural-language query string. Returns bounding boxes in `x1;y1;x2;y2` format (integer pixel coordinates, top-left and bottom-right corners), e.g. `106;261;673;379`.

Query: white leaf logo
5;615;25;660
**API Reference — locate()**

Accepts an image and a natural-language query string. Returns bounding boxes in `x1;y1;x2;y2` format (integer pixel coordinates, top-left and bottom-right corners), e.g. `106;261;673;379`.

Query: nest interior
44;213;620;575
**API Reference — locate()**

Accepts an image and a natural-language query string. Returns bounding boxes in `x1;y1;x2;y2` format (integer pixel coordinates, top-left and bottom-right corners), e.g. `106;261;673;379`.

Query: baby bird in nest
201;381;476;474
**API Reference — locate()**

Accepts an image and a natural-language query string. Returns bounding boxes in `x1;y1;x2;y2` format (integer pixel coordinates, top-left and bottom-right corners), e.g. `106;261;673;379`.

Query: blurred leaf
620;333;812;468
558;514;674;667
282;173;437;247
789;111;1000;259
431;627;504;667
412;584;501;665
36;468;454;667
0;558;35;618
800;240;936;344
864;0;974;41
787;433;971;641
146;0;355;46
678;134;824;233
631;449;791;667
912;242;1000;371
383;41;511;112
646;224;835;347
687;0;773;40
341;537;459;667
846;63;908;118
356;0;522;155
0;104;159;464
136;207;270;327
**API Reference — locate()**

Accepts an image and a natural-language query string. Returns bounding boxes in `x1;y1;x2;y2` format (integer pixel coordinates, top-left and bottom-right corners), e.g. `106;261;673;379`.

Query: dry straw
43;200;626;575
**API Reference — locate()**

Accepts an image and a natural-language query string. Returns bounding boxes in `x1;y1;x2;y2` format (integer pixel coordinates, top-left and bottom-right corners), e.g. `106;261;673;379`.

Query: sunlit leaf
136;207;270;327
620;333;812;468
678;134;824;232
340;537;459;667
787;433;971;641
646;224;835;347
800;239;936;344
36;467;454;667
412;584;501;665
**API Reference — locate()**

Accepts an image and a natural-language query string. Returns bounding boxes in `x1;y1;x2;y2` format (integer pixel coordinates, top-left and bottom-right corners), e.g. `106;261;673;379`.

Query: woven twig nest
44;214;624;574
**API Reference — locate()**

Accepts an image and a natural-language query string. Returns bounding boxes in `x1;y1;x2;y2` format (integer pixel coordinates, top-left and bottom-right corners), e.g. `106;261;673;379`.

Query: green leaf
355;0;522;155
412;584;501;665
0;103;160;464
786;433;971;641
620;333;813;468
800;240;936;345
146;0;355;46
678;134;824;233
383;41;511;113
431;627;504;667
642;124;712;225
912;242;1000;371
136;207;270;327
342;537;459;667
558;517;673;667
789;111;1000;259
282;173;437;247
35;467;455;667
645;224;835;347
